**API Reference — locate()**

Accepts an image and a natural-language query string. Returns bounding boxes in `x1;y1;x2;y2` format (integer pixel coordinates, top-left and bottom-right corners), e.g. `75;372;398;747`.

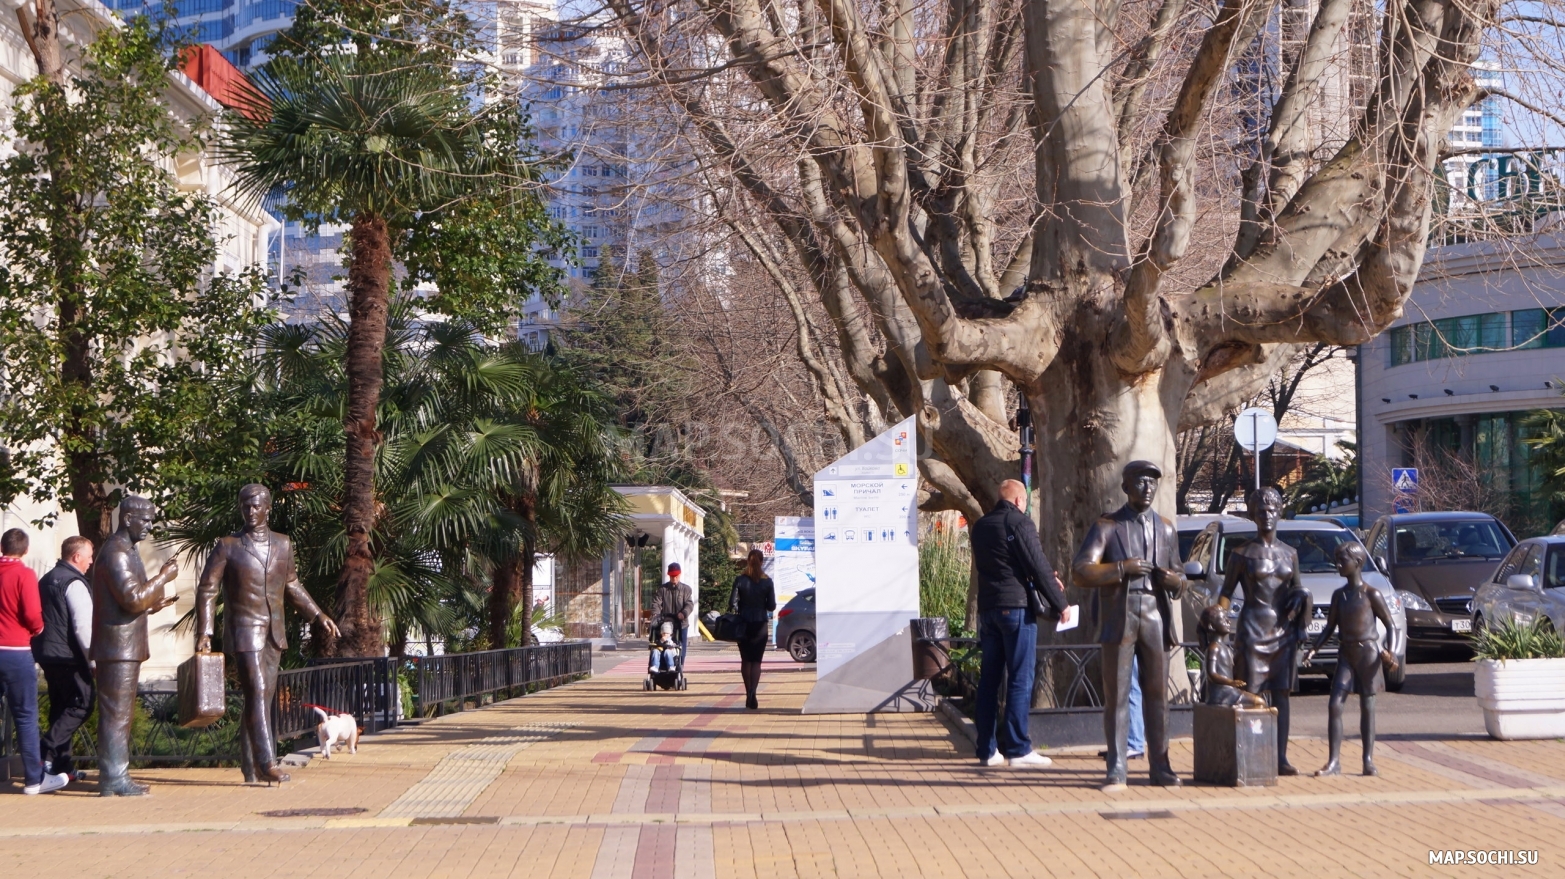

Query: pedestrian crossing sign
1392;468;1419;492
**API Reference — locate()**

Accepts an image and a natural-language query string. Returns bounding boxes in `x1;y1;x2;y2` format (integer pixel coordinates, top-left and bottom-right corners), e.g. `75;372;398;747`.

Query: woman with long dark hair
730;549;776;709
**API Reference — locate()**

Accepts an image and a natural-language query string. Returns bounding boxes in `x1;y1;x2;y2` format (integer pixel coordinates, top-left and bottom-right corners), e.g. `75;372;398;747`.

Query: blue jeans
0;649;43;786
974;608;1038;759
1127;655;1146;754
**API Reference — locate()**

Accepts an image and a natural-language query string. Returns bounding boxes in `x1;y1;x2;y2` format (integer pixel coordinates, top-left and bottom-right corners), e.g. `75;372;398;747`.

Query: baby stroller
644;617;688;691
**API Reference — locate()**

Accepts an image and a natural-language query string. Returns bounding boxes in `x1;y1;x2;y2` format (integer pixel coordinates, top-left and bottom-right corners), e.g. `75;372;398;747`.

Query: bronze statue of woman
1217;486;1311;775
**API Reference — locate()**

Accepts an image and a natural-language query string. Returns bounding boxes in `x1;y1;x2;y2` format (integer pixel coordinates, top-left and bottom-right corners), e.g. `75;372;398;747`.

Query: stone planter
1474;658;1565;740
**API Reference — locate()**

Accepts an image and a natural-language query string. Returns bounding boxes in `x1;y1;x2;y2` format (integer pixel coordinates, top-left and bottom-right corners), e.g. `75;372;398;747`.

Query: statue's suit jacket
91;532;167;663
1071;505;1183;651
195;530;324;653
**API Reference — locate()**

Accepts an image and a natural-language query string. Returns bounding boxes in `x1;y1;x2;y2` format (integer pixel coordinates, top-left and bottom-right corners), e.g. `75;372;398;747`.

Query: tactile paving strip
377;724;573;819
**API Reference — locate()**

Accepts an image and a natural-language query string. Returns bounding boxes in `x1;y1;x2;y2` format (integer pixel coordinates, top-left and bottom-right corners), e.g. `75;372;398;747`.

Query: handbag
705;611;745;642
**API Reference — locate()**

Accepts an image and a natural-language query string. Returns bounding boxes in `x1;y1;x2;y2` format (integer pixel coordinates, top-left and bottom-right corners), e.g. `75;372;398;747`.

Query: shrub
1472;617;1565;662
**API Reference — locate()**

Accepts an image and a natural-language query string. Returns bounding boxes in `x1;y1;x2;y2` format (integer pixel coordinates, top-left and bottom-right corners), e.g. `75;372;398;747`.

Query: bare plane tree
582;0;1533;573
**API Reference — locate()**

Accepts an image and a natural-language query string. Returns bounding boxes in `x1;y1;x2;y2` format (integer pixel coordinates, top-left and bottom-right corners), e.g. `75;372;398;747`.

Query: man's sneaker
22;773;70;795
1128;751;1146;760
980;752;1007;767
1008;751;1053;768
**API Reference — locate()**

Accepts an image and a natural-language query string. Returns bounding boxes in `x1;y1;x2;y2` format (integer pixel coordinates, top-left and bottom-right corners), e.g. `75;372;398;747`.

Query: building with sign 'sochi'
1359;233;1565;536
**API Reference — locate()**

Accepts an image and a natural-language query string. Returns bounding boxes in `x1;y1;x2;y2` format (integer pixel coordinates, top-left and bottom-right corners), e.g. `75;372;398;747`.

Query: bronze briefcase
177;651;226;728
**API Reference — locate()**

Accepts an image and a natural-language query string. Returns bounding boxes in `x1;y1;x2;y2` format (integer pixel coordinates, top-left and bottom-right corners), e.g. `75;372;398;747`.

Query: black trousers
39;661;94;775
1101;593;1172;783
233;644;281;780
95;660;142;788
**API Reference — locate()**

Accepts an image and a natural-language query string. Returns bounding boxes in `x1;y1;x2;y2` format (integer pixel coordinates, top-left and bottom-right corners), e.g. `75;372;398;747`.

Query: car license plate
1307;620;1326;634
1451;618;1472;633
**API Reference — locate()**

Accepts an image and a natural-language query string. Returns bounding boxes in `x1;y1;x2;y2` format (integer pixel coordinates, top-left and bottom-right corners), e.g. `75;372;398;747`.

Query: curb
936;698;976;744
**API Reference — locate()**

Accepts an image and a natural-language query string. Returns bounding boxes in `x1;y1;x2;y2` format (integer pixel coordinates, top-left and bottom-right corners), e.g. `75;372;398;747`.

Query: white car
1181;517;1409;691
1471;536;1565;635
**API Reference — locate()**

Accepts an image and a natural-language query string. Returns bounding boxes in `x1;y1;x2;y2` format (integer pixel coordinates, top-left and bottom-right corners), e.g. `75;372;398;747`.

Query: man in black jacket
648;562;694;666
32;536;96;779
969;479;1071;767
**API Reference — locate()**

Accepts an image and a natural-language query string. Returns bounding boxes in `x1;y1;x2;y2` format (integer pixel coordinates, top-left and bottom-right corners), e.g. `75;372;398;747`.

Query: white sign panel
811;416;920;679
772;517;816;600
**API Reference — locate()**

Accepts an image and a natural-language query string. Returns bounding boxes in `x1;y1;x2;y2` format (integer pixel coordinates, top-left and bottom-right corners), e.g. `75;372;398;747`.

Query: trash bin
910;617;951;680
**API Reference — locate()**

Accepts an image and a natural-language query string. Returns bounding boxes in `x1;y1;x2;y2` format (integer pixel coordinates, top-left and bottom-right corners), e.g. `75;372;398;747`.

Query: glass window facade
1389;309;1564;366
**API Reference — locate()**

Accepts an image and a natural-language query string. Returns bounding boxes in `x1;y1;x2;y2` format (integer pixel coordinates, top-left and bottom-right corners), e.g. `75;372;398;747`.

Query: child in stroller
644;618;688;690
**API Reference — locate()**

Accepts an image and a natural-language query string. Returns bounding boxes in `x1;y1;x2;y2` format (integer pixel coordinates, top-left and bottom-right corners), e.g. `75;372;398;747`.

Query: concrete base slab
802;627;935;714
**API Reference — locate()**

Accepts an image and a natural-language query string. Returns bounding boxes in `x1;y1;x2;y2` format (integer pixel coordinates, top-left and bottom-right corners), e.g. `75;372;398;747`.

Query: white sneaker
981;752;1007;767
1008;751;1053;768
22;773;70;795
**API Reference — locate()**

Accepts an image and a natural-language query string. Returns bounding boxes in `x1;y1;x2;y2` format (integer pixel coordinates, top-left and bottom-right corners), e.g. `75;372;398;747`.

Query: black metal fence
1;641;591;770
408;641;593;716
942;639;1209;710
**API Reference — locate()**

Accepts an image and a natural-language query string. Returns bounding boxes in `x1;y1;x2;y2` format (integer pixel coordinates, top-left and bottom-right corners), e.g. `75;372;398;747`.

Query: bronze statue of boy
1302;542;1398;777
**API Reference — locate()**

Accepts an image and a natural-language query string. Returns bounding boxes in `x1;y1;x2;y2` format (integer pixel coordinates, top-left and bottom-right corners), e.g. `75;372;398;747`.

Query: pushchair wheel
643;676;653;691
676;674;687;690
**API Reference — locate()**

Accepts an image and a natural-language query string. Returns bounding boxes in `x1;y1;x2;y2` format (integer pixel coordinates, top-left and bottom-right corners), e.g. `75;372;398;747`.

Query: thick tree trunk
1030;306;1194;643
335;212;391;657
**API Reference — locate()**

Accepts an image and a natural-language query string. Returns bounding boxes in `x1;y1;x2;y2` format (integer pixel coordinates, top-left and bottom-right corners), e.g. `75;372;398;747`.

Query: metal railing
1;641;591;770
278;657;400;740
408;640;593;716
942;639;1209;711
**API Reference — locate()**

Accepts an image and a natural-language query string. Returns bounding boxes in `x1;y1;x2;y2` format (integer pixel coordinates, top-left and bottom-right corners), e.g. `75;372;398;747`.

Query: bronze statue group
1074;464;1395;790
3;485;337;796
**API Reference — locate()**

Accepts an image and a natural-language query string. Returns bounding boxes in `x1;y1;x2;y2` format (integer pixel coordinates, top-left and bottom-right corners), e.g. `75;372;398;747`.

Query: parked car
775;588;816;662
1471;535;1565;635
1177;513;1233;562
1183;517;1409;691
1363;512;1516;650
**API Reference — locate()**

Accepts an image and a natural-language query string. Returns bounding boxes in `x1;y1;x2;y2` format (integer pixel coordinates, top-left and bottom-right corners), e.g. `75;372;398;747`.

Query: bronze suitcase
177;651;226;728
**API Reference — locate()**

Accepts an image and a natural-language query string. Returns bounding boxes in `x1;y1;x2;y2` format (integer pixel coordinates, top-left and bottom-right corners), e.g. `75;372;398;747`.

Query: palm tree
169;305;627;655
219;52;540;655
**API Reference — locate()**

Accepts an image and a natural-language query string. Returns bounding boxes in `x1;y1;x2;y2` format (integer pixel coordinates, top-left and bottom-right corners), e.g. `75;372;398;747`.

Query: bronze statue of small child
1197;605;1267;709
1302;542;1399;777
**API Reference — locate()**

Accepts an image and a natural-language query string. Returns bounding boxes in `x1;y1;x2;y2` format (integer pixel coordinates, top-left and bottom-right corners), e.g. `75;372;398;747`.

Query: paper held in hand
1056;604;1080;633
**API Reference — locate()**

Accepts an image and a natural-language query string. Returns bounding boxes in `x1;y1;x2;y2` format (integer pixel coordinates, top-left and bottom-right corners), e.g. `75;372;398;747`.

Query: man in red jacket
1;528;69;794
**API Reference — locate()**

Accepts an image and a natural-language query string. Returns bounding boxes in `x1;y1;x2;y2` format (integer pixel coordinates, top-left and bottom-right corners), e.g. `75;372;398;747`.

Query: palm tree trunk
489;556;519;649
336;211;391;657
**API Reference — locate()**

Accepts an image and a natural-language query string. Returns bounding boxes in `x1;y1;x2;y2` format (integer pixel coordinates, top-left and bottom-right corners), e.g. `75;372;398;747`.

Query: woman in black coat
730;549;776;709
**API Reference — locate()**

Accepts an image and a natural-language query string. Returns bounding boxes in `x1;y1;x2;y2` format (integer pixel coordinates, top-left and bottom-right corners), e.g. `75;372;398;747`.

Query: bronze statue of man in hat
1072;460;1187;792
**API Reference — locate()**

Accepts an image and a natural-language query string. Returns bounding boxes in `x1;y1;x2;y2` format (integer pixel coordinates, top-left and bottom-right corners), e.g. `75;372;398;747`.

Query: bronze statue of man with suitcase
195;484;339;783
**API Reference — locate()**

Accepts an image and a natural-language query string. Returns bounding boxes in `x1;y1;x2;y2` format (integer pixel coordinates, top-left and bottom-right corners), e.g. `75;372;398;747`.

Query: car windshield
1393;521;1509;562
1216;528;1362;574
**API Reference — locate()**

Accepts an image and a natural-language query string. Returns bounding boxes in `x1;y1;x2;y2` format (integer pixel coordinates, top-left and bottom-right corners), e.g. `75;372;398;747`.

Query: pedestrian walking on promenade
649;562;694;667
969;480;1071;767
34;536;97;780
1;528;69;795
730;549;775;710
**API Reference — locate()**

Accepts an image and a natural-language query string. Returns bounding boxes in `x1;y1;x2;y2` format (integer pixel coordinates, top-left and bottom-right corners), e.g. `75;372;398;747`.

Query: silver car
1471;536;1565;634
1181;516;1409;691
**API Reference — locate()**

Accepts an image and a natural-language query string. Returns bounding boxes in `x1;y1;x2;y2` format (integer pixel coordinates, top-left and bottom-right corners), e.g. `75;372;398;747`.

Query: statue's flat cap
1123;460;1163;479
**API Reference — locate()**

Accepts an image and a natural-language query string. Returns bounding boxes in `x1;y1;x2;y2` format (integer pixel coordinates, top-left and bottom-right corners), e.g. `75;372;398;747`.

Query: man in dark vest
1072;460;1187;792
196;484;339;784
33;536;96;779
92;496;180;796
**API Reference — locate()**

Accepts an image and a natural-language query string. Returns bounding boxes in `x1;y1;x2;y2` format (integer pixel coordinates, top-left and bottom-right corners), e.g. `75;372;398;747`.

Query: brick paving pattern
2;650;1561;877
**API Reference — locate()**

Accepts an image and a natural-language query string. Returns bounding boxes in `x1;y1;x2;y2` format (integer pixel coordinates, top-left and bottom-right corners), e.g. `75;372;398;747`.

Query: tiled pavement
3;651;1562;878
